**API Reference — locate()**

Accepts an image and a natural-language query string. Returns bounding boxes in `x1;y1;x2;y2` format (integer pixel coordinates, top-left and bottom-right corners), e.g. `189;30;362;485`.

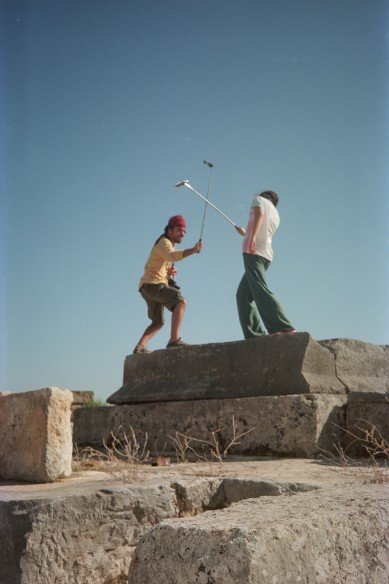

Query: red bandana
167;215;186;229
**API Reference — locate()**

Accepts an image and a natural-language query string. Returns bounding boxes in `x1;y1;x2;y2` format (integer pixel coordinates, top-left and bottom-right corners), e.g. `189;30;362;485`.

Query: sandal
133;345;152;354
166;337;189;349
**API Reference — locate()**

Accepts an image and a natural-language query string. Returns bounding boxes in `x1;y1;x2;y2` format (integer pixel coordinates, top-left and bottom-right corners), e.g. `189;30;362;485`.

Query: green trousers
236;253;293;338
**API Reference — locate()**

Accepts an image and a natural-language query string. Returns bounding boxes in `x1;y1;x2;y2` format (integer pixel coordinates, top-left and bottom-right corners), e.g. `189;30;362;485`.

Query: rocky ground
1;456;387;583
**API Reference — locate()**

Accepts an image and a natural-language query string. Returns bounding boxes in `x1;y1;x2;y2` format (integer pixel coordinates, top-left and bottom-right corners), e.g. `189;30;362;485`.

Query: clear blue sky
1;0;388;401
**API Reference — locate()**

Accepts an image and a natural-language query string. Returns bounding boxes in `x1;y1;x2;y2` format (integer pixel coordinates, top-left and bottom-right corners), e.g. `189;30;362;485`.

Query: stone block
319;338;389;393
341;391;389;456
170;477;319;516
0;478;177;584
73;405;114;446
74;394;346;457
128;485;389;584
108;333;345;405
71;390;94;405
0;387;73;483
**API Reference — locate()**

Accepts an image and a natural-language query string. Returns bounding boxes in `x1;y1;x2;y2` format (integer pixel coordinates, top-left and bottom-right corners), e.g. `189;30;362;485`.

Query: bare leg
136;322;163;348
169;300;186;343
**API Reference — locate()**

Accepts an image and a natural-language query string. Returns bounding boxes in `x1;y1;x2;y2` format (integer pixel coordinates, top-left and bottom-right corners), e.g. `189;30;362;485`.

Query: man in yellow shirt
134;215;203;354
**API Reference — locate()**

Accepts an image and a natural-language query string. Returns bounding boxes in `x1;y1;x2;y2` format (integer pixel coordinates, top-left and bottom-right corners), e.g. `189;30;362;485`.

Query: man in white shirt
235;190;295;337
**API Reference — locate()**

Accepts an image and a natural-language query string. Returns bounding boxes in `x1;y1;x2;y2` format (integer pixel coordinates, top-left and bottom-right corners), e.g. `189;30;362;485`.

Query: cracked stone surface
1;460;387;584
318;338;389;393
129;484;389;584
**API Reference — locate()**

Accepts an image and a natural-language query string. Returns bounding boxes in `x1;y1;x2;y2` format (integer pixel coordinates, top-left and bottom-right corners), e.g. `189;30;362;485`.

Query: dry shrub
169;414;255;463
73;426;149;479
319;419;388;483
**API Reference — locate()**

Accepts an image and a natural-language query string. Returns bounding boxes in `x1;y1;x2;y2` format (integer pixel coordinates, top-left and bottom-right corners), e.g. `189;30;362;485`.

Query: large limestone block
108;333;345;404
128;485;389;584
74;394;346;457
0;387;73;483
319;338;389;393
341;391;389;456
0;479;177;584
71;390;94;406
73;405;114;445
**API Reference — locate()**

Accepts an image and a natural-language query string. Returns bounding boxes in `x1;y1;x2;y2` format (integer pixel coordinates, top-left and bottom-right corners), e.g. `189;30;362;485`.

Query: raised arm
156;237;202;262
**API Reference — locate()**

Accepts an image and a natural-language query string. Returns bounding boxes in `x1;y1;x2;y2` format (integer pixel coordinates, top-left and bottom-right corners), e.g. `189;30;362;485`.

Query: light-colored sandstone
74;394;346;457
319;338;389;393
71;390;94;405
0;477;177;584
1;460;387;584
342;391;389;455
0;387;73;483
128;484;389;584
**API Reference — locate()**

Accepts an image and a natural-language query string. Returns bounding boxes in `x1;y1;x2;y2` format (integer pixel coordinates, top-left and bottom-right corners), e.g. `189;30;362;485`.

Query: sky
1;0;388;401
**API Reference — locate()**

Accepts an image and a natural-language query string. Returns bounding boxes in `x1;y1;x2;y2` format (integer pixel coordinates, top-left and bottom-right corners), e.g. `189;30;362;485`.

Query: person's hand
249;239;256;253
167;265;177;277
194;241;203;253
235;226;246;236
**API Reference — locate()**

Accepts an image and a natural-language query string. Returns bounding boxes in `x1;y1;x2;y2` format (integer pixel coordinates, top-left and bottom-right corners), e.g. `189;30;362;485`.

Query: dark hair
154;226;169;246
260;190;279;207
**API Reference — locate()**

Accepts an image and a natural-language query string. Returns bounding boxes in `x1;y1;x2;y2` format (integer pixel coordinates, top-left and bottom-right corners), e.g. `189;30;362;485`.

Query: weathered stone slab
71;390;94;405
170;477;319;516
319;338;389;393
73;404;114;446
108;333;345;405
341;391;389;456
128;484;389;584
0;387;73;483
0;477;177;584
1;459;386;584
74;394;346;457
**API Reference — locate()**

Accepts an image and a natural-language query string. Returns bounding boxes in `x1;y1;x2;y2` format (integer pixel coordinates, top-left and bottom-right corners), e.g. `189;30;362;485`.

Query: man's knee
149;321;164;332
173;298;187;311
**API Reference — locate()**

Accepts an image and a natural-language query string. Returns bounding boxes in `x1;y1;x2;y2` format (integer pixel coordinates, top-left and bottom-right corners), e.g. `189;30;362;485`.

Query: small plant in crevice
168;414;255;463
318;419;388;484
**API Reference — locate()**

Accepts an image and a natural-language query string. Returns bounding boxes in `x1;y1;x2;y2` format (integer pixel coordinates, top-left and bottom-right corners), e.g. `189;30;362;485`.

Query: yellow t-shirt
139;236;185;288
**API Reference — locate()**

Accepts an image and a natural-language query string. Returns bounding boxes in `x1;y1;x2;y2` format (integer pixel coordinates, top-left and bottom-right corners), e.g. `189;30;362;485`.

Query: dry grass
73;426;150;480
73;416;255;478
318;419;388;483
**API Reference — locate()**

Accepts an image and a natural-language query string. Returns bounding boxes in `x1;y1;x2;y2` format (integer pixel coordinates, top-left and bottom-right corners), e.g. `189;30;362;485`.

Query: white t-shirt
242;195;280;261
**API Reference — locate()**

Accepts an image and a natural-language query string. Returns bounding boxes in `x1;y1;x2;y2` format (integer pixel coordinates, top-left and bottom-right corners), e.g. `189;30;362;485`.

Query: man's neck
165;233;176;247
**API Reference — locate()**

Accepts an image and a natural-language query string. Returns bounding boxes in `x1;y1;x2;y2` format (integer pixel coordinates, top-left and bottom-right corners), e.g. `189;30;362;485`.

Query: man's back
242;195;280;261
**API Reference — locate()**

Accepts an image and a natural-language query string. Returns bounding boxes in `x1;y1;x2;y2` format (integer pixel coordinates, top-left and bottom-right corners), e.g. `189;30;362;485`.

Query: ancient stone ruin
76;333;388;458
0;387;73;483
0;334;388;583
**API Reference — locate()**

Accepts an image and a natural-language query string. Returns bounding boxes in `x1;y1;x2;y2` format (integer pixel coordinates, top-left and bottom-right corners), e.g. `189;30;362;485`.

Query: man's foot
133;345;152;354
166;337;189;349
269;328;296;335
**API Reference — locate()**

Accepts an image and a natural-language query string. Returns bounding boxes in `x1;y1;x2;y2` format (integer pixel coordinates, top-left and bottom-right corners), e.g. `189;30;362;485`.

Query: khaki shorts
139;283;185;325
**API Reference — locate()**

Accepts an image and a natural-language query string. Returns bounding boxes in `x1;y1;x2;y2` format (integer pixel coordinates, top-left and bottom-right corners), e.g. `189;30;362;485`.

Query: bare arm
235;226;246;236
183;241;202;257
249;206;264;253
157;238;202;261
